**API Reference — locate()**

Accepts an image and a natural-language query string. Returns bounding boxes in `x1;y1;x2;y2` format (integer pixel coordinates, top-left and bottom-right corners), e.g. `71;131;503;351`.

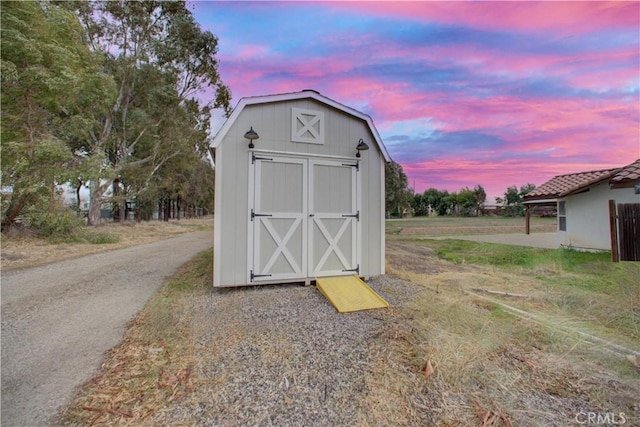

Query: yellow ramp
316;275;389;313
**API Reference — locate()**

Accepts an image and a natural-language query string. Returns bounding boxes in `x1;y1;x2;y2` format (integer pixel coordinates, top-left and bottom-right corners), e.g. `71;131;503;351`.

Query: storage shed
210;90;390;287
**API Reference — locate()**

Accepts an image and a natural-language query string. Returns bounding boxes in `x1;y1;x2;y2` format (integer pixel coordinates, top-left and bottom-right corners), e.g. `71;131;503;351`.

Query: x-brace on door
309;160;359;277
249;155;359;283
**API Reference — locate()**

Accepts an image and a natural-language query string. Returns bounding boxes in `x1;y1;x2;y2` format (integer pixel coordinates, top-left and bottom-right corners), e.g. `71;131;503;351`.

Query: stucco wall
558;182;638;250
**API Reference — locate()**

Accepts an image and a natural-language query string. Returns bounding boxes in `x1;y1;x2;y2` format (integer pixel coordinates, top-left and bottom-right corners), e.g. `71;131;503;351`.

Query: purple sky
193;1;639;197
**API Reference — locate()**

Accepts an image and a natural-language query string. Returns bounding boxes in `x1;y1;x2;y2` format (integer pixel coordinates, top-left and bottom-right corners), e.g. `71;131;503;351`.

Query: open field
57;216;639;426
1;217;213;271
387;215;557;237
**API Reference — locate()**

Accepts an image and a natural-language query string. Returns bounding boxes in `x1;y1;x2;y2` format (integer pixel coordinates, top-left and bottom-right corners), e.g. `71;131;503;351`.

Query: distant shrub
27;209;83;238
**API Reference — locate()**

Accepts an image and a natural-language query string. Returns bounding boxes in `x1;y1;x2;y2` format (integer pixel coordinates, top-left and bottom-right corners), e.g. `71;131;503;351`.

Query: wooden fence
610;201;640;262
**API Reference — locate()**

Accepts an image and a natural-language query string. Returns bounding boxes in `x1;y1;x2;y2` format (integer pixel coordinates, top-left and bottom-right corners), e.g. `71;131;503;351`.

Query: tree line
385;161;536;217
1;0;231;231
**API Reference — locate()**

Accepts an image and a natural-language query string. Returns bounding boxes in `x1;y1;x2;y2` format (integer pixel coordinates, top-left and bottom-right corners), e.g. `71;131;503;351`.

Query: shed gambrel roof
524;159;640;203
210;90;391;162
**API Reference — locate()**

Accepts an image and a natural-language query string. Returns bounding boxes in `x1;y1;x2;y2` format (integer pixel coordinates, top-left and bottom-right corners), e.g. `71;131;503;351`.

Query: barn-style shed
210;90;390;287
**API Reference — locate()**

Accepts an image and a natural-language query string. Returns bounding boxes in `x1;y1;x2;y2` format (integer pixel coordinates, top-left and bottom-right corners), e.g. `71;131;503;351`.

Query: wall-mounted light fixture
244;126;259;149
356;138;369;158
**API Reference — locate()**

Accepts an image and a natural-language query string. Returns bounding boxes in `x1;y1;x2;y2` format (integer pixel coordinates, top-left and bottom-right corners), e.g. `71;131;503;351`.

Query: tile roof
525;159;640;202
610;158;640;184
525;168;618;201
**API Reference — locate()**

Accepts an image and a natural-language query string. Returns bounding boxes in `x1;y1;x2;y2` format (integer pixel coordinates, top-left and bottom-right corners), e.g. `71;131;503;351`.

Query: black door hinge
250;270;272;281
251;209;273;221
341;211;359;221
342;264;360;274
252;153;273;164
342;162;359;171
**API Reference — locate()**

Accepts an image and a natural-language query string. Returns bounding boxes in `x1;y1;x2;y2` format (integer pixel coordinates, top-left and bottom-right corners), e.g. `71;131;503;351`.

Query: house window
558;201;566;231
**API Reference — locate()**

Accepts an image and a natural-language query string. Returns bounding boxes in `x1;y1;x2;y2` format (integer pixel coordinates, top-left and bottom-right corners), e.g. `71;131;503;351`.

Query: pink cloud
331;1;639;35
403;154;635;198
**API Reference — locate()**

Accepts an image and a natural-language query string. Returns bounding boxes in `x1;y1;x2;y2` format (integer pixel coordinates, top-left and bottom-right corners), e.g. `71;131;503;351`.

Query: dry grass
372;237;640;426
362;217;638;425
56;217;639;426
1;217;213;271
58;250;213;426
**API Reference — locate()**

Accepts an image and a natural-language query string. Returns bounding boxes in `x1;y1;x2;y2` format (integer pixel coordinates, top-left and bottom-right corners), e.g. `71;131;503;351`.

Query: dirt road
1;231;212;427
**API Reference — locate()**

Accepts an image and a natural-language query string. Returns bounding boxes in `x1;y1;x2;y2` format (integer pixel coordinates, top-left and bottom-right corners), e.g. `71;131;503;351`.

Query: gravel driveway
1;231;212;427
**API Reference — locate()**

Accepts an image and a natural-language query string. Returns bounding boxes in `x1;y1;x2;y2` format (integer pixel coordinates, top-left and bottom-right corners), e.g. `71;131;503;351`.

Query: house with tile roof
524;159;640;252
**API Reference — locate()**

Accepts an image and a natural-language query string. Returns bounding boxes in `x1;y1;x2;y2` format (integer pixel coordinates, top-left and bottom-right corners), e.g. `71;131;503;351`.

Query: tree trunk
75;180;83;213
87;180;109;226
163;198;170;222
112;179;120;222
119;199;126;222
1;193;29;231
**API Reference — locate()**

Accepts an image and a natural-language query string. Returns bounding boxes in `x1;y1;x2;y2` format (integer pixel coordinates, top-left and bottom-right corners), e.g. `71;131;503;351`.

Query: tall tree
499;185;528;216
1;1;107;229
520;183;536;198
424;188;447;216
472;184;487;216
385;161;411;218
456;187;476;216
411;192;429;216
498;183;536;216
70;0;231;225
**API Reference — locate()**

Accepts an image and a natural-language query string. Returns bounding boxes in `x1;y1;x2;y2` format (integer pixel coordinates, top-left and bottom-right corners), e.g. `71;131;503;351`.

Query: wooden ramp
316;276;389;313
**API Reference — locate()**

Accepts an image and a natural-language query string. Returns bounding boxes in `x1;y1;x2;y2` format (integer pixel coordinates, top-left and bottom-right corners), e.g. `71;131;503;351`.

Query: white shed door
251;156;307;282
309;160;359;277
250;156;359;283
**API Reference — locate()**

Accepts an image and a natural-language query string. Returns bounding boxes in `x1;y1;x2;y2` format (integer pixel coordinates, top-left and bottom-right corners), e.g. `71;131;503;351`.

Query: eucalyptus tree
70;0;231;224
0;1;110;229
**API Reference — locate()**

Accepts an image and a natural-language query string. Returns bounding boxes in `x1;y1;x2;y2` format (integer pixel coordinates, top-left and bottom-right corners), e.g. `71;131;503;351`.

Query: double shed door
250;155;359;283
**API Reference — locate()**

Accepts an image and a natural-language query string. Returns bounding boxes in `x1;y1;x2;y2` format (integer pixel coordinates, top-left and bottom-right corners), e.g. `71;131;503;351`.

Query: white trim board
211;90;391;162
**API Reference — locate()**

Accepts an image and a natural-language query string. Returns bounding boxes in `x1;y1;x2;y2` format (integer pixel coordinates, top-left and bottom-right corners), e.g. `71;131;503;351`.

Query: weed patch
80;231;120;244
48;230;121;245
378;240;640;425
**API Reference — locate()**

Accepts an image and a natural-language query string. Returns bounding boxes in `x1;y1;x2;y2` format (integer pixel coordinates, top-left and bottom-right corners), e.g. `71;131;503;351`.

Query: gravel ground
154;276;423;426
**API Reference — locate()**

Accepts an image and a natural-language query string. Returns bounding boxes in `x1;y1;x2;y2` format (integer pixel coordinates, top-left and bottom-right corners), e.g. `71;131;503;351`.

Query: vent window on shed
292;108;324;144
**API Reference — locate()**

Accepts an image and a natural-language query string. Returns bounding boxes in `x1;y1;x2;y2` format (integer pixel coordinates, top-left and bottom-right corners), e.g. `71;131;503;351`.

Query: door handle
309;214;315;217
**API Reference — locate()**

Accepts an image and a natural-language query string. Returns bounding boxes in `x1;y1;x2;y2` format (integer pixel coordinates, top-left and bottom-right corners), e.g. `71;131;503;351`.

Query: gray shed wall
214;98;384;286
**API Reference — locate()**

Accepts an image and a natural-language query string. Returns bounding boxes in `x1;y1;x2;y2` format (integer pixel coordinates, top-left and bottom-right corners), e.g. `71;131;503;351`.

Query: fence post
608;200;619;262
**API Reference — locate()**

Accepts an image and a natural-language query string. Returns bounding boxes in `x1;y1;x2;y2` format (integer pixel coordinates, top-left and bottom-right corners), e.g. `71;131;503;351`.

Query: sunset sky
193;1;640;198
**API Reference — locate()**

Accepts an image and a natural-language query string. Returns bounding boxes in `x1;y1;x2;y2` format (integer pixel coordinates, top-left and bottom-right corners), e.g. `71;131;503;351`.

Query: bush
27;208;83;238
